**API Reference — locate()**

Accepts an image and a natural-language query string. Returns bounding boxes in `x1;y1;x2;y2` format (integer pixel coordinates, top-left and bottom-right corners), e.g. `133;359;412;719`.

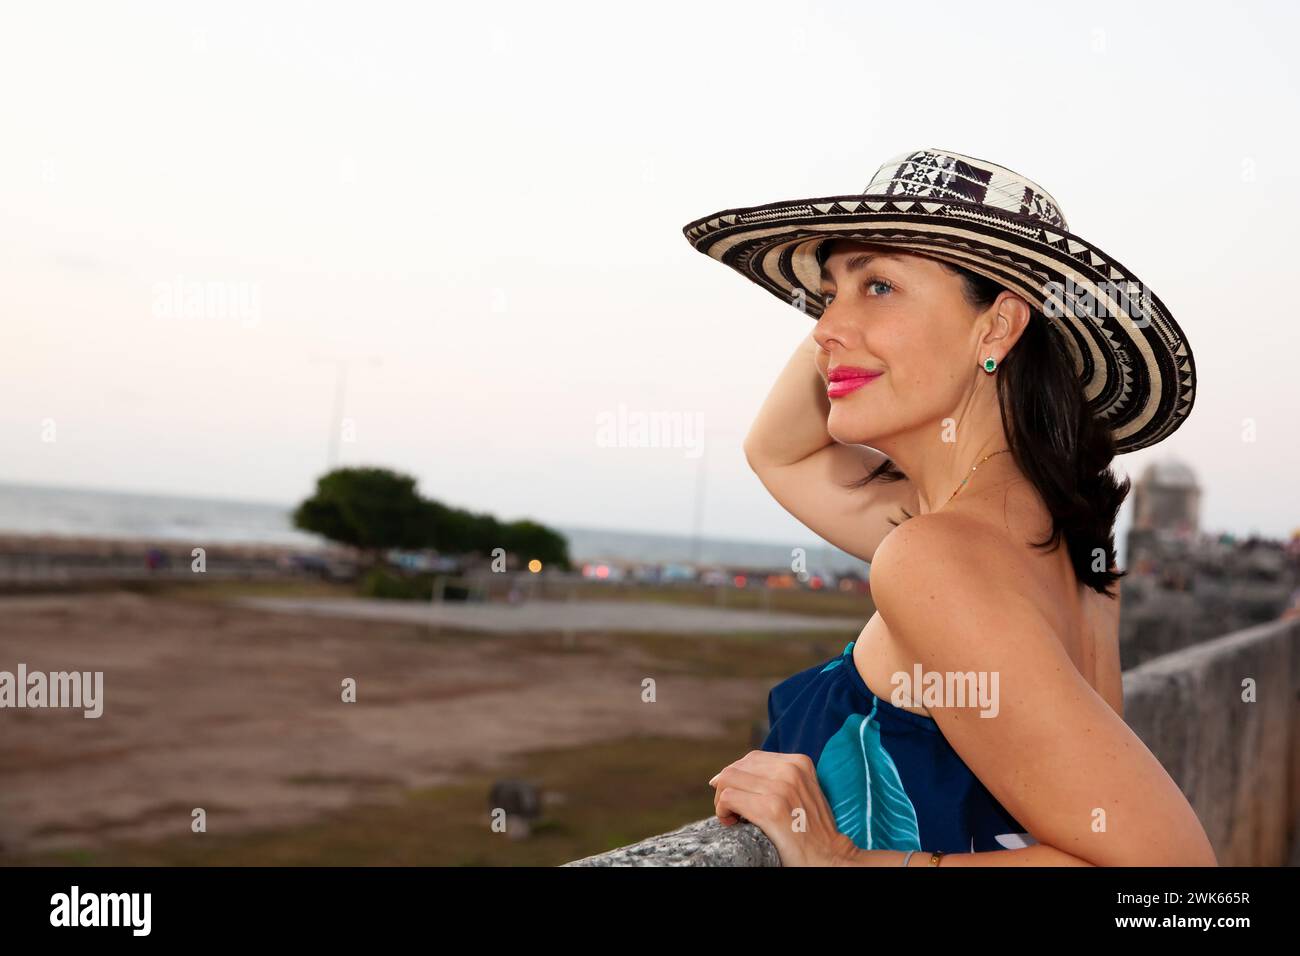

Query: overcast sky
1;0;1296;548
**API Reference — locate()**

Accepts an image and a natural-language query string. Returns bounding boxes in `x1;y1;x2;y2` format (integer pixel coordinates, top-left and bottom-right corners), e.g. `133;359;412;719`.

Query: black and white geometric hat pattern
682;147;1195;455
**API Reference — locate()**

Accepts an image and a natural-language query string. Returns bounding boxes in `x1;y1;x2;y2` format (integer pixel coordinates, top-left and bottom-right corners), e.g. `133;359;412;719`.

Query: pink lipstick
827;366;883;398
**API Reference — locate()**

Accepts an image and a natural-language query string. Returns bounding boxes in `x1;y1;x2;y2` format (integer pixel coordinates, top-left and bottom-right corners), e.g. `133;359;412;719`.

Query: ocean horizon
0;480;866;573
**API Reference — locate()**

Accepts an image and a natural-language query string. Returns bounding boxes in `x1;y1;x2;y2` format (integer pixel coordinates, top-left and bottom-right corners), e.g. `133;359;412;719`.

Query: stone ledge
563;817;779;867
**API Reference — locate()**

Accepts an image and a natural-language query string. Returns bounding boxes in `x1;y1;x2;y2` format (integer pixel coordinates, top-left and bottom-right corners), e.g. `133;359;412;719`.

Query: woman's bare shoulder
871;510;1010;584
871;509;1126;718
868;511;1019;622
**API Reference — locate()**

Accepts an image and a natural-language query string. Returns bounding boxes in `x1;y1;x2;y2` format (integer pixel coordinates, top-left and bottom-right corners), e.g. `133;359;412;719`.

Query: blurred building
1125;458;1200;577
1119;460;1298;667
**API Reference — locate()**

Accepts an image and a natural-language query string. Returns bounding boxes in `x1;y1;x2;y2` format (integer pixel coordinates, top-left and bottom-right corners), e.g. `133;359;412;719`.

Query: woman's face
813;238;993;448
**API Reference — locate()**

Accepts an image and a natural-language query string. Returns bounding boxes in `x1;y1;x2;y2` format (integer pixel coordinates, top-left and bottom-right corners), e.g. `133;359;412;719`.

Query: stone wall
1119;577;1296;670
566;617;1300;866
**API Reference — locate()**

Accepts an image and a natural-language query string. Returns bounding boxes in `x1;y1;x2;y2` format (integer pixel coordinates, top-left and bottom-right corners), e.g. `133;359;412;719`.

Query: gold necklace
943;449;1012;508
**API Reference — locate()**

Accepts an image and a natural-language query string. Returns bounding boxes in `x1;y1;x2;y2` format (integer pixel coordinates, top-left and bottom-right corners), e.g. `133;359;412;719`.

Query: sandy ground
0;591;780;858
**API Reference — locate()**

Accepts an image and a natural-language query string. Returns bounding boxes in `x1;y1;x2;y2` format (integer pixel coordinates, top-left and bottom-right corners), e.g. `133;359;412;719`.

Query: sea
0;481;867;574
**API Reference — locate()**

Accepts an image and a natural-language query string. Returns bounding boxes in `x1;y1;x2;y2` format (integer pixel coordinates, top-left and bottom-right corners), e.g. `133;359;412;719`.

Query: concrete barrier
565;616;1300;866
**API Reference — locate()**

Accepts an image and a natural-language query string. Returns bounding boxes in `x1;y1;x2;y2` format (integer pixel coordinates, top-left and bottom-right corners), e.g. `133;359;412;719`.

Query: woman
685;148;1216;866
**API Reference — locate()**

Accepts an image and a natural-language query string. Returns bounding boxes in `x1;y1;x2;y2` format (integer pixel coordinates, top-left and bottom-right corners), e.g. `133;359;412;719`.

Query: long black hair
825;243;1130;598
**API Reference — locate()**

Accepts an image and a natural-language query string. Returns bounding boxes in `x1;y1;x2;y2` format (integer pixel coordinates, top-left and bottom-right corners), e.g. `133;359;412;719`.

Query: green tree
421;500;496;555
294;465;574;574
293;467;432;563
500;519;571;570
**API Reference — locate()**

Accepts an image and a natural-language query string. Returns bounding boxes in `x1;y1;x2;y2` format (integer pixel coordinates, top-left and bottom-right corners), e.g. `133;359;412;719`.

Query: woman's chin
826;419;880;447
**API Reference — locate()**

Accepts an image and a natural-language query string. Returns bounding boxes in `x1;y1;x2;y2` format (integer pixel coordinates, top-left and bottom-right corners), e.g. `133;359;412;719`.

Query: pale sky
1;0;1297;548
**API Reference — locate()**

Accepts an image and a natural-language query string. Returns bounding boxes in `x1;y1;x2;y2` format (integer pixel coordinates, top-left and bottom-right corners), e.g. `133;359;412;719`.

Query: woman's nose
813;301;854;351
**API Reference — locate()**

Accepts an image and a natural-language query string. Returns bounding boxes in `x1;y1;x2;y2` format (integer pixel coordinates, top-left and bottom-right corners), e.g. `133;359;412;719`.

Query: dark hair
828;243;1130;598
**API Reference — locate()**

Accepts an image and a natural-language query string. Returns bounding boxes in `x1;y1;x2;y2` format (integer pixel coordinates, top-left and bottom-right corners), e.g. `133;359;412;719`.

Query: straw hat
682;147;1195;453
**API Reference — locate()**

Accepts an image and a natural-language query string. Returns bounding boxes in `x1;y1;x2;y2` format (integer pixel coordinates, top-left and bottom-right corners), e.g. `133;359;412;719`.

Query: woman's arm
863;513;1218;868
1084;572;1125;719
742;329;919;564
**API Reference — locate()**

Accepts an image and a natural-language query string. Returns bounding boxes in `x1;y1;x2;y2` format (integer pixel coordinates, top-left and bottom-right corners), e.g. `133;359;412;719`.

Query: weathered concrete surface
1121;616;1300;866
564;817;781;867
566;617;1300;866
235;596;863;635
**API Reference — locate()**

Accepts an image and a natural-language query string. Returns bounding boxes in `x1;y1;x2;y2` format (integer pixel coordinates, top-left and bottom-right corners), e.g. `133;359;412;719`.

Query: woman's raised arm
743;329;918;565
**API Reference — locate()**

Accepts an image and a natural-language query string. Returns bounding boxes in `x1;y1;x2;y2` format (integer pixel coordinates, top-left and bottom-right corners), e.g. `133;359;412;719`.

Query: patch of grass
496;627;850;680
546;581;875;618
136;578;358;602
7;722;767;867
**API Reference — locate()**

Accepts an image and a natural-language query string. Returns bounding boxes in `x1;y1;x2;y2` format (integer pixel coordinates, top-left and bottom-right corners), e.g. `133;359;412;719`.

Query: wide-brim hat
682;147;1195;454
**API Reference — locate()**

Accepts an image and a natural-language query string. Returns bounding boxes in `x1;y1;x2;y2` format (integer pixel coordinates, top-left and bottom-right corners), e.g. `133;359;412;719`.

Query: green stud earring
982;356;998;374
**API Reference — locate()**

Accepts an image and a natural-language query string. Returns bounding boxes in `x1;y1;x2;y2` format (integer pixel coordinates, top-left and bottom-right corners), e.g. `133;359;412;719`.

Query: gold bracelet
928;850;945;867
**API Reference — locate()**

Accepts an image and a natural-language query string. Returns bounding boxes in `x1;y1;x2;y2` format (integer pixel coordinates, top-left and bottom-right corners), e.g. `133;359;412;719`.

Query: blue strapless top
761;640;1036;854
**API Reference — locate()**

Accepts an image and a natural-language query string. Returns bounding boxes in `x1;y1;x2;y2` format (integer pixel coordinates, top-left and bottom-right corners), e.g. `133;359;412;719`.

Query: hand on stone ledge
709;750;859;867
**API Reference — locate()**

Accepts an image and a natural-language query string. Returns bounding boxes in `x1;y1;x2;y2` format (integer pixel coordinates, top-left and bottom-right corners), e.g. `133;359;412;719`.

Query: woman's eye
822;278;893;305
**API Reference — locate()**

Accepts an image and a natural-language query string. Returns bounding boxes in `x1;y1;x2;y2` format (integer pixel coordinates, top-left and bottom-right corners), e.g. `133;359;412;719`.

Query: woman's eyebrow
820;252;904;283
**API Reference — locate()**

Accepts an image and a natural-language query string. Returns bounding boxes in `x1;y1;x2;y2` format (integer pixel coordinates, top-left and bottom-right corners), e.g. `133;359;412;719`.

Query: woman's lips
827;371;883;398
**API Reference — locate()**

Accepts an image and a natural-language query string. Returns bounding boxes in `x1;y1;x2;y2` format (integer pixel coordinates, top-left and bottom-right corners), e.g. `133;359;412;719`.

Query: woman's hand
709;750;859;866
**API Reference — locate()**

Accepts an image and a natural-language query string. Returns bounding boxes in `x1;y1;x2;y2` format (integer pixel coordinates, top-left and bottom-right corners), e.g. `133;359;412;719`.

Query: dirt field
0;590;842;863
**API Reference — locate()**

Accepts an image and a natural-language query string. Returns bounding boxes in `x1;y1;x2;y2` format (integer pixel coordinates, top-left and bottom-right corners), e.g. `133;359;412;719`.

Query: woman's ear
985;292;1032;349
